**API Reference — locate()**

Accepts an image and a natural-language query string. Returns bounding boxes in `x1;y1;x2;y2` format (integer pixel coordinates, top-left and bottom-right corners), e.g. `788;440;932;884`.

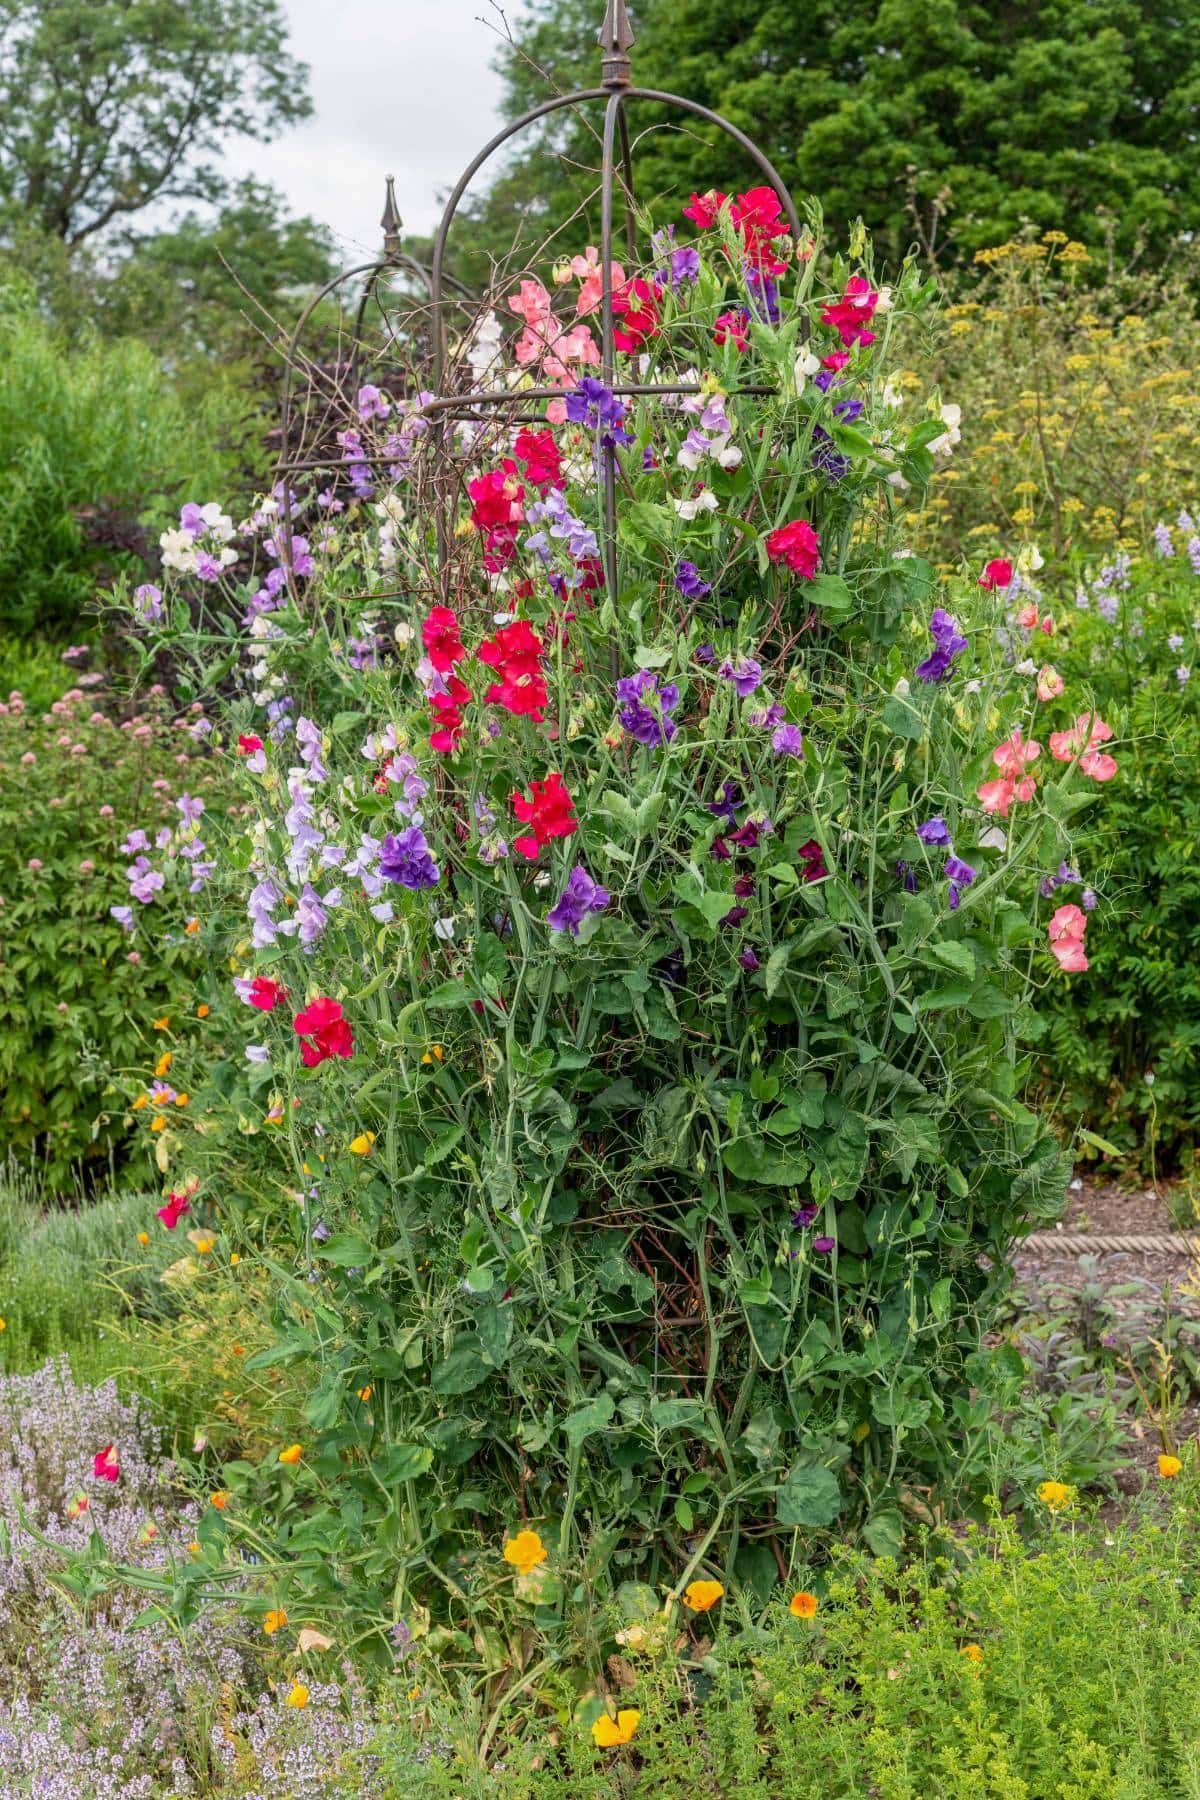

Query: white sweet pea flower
674;490;719;521
1016;543;1045;574
793;348;820;395
892;677;911;698
880;376;904;409
929;402;962;458
978;825;1008;851
433;916;456;941
717;443;743;471
875;285;894;312
159;529;198;573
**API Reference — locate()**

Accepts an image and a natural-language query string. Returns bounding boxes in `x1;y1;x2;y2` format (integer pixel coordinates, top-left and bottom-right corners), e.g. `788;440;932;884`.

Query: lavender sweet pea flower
718;656;763;697
675;559;711;600
916;816;952;846
133;583;163;624
245;1044;270;1064
126;856;163;904
896;859;918;893
564;377;633;448
295;716;328;783
772;723;804;757
916;608;968;684
616;669;679;748
547;865;611;936
109;905;135;932
175;793;205;826
380;826;440;891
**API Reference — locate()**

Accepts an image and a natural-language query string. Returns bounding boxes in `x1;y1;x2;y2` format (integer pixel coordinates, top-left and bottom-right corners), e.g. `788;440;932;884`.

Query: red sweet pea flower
468;470;525;535
766;519;821;579
512;772;578;860
820;275;880;349
978;558;1014;591
93;1445;120;1482
156;1191;191;1230
683;189;727;229
429;673;472;754
293;997;354;1068
479;619;549;721
513;428;563;494
798;840;828;883
612;278;661;353
730;186;790;274
248;977;288;1013
713;309;750;352
236;735;264;755
422;606;466;674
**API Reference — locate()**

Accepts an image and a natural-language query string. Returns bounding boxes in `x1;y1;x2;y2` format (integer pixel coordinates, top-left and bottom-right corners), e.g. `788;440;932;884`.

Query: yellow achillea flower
286;1682;309;1709
263;1609;288;1635
502;1529;547;1575
278;1444;303;1466
789;1591;818;1619
592;1708;640;1748
961;1643;983;1662
1158;1454;1183;1479
682;1579;724;1613
155;1051;173;1078
1036;1479;1074;1512
349;1131;376;1155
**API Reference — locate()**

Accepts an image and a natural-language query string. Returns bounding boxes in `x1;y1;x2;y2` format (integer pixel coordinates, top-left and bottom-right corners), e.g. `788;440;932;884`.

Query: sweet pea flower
1049;903;1089;973
979;558;1013;591
1036;665;1065;702
1049;712;1117;782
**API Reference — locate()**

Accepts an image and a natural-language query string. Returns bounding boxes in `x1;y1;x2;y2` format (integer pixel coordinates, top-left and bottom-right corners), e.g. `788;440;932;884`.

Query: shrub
107;198;1113;1658
0;286;251;633
1023;529;1200;1167
0;666;223;1186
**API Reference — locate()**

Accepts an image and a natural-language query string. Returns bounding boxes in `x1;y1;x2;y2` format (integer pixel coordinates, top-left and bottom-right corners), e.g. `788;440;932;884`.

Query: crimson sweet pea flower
93;1445;120;1482
293;997;354;1068
429;673;472;754
236;734;264;754
683;189;727;229
157;1192;191;1230
513;427;563;493
713;309;750;351
512;772;578;860
820;275;880;348
479;619;549;721
248;977;288;1013
766;519;821;579
422;606;466;674
978;558;1013;591
611;277;661;352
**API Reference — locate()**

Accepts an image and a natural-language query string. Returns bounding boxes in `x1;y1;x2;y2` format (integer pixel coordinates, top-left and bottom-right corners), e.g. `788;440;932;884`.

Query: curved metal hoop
426;81;805;597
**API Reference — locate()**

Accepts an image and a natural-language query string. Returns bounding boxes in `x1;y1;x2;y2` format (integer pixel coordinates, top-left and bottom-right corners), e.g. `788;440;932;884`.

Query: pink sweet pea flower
977;777;1016;817
1017;603;1039;629
992;730;1041;782
1050;712;1117;781
93;1445;120;1482
1049;903;1089;973
1036;665;1065;702
979;558;1013;590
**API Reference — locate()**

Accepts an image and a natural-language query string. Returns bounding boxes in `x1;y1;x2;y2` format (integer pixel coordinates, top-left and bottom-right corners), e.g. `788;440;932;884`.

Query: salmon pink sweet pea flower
992;730;1041;782
1036;665;1065;702
1050;713;1117;782
1049;903;1089;972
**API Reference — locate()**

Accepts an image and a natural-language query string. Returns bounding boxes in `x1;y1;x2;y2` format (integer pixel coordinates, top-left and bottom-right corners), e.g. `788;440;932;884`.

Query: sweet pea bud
551;258;574;286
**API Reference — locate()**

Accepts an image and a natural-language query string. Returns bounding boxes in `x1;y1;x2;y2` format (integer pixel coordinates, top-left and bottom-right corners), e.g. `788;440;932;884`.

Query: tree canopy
0;0;312;244
465;0;1200;266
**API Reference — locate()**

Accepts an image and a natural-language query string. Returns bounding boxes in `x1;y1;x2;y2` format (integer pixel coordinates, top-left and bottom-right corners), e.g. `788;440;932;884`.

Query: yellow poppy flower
286;1681;309;1709
789;1591;818;1619
0;1318;5;1332
131;1094;149;1111
1035;1479;1074;1512
174;1093;189;1107
155;1051;173;1078
230;1252;241;1267
592;1708;640;1748
263;1609;288;1635
356;1386;373;1403
421;1044;445;1065
137;1231;150;1246
150;1116;167;1132
278;1443;303;1466
682;1579;724;1613
502;1529;547;1575
1158;1454;1183;1479
152;1017;171;1031
196;1003;210;1018
349;1132;376;1155
185;918;200;935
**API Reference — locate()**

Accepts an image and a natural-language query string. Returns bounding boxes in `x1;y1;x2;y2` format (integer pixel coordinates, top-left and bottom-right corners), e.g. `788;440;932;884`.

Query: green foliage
0;667;220;1184
0;287;253;631
467;0;1200;271
112;214;1102;1656
1029;545;1200;1168
0;0;311;246
370;1499;1200;1796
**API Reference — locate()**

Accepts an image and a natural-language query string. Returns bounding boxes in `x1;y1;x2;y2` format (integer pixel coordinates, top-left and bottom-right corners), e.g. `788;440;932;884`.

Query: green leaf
563;1392;615;1448
477;1302;513;1370
376;1444;434;1484
861;1508;905;1558
922;940;976;980
775;1464;844;1529
430;1334;490;1396
765;945;790;998
882;695;924;740
314;1232;373;1266
807;573;855;616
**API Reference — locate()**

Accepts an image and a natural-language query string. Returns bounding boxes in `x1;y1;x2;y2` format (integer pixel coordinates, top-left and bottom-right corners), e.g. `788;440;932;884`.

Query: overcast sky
222;0;522;259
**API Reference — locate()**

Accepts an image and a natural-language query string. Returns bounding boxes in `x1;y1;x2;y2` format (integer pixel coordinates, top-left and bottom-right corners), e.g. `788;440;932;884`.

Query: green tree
0;0;311;245
466;0;1200;266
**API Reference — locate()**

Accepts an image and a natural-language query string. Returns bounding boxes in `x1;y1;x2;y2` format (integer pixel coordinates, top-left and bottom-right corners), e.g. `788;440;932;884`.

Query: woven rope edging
1018;1232;1198;1255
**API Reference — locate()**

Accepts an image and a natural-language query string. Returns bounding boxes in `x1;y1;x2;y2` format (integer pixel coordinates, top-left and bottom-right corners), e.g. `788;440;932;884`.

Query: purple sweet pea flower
380;827;440;891
547;865;611;936
738;948;760;971
813;1235;836;1254
916;608;968;683
916;816;952;846
945;854;977;910
675;559;711;600
133;583;163;624
791;1201;819;1229
564;378;632;447
616;669;679;748
772;722;804;757
718;656;763;698
109;904;135;932
694;643;716;665
707;781;742;826
896;859;918;893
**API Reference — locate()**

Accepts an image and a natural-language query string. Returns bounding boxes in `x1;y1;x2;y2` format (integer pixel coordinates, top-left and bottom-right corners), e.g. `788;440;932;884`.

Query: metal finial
597;0;635;87
381;175;403;263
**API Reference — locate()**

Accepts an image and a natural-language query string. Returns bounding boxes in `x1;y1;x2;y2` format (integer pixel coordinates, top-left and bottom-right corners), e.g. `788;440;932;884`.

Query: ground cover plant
70;183;1128;1679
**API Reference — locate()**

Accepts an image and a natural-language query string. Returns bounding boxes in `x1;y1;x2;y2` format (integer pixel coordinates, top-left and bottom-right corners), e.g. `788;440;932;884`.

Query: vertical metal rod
617;105;637;260
600;92;623;677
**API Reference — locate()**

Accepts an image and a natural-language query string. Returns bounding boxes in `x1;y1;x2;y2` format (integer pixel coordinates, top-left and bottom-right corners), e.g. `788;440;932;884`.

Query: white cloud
220;0;519;259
